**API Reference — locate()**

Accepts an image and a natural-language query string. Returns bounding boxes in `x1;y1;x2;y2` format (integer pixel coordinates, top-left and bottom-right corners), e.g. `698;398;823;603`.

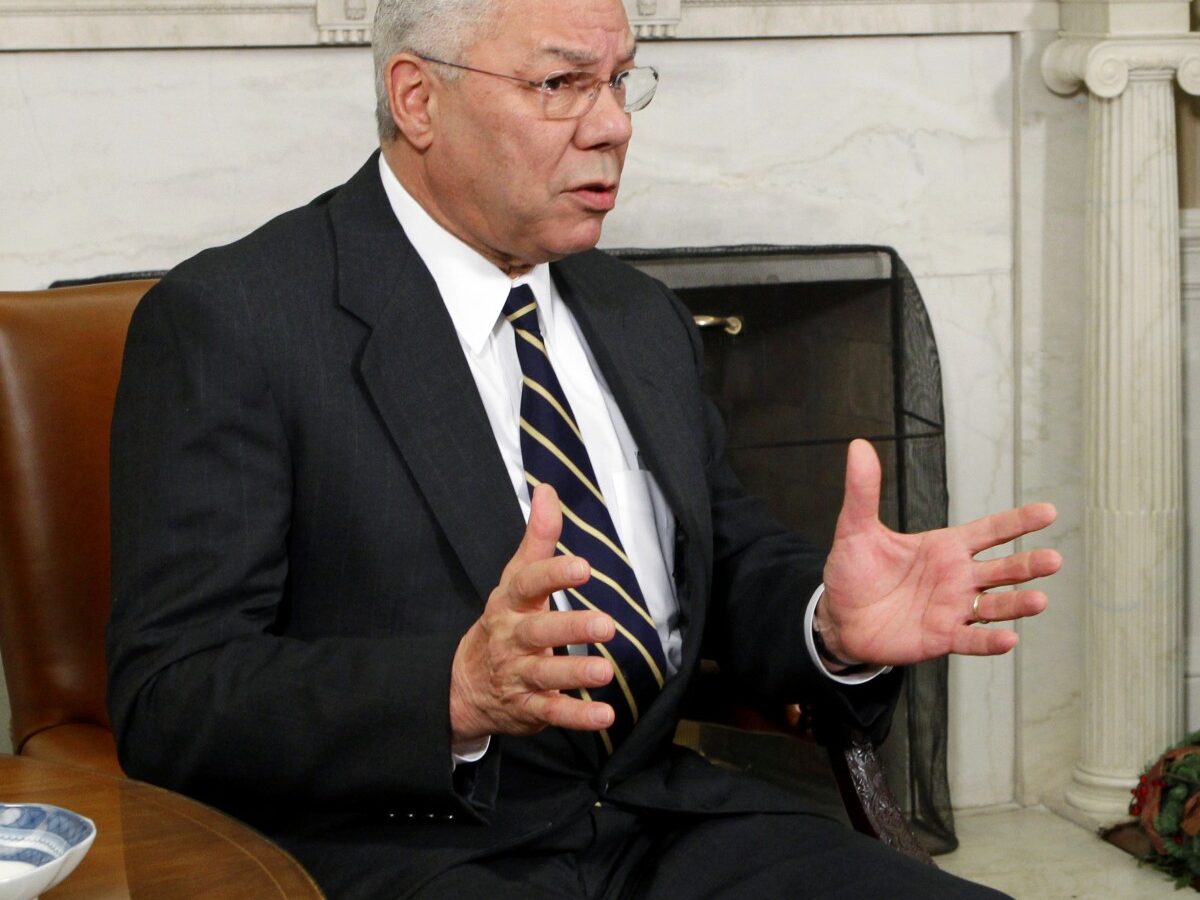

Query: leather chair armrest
20;723;125;779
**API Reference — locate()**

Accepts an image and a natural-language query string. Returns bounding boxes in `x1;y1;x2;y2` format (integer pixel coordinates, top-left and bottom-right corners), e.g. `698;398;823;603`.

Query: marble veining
1182;212;1200;730
605;35;1014;280
921;271;1019;807
1013;29;1089;808
939;806;1185;898
0;48;379;288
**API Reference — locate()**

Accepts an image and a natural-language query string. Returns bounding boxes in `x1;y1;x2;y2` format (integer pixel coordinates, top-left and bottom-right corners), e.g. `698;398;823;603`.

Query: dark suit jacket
107;152;900;897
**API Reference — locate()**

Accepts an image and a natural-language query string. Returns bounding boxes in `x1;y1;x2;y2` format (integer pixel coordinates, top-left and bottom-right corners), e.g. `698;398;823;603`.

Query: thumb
505;483;563;576
836;439;882;533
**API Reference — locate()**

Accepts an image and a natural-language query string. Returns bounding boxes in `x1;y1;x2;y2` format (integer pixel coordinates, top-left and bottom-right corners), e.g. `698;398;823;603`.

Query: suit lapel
327;157;708;769
329;155;525;603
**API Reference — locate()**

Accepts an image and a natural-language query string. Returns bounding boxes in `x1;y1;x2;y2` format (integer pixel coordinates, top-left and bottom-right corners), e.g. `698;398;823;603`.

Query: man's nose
574;82;633;149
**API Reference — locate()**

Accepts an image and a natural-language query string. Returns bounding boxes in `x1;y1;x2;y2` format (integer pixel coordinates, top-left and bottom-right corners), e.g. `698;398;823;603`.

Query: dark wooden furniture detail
0;755;324;898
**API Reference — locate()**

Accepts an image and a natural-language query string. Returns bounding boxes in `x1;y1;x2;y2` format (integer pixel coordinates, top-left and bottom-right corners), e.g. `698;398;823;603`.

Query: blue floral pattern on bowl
0;804;96;900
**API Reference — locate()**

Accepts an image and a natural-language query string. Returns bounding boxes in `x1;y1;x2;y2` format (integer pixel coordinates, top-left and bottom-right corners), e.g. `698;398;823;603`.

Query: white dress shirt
376;158;881;763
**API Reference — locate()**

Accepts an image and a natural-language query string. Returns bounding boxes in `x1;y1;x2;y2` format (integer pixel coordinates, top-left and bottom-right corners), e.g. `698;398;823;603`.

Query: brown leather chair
0;279;157;777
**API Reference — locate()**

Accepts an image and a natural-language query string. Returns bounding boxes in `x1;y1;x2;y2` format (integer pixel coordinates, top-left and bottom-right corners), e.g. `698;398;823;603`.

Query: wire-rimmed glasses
417;55;658;119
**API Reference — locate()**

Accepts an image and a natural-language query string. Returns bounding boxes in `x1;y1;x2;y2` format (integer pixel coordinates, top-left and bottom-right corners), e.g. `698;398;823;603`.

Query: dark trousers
411;803;1006;899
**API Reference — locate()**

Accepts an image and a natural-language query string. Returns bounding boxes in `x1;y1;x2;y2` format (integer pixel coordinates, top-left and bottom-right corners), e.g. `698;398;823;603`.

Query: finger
518;654;614;692
960;502;1057;554
505;554;591;612
974;548;1063;587
950;624;1020;656
836;439;882;531
523;691;615;732
503;483;564;579
971;589;1048;624
515;609;614;650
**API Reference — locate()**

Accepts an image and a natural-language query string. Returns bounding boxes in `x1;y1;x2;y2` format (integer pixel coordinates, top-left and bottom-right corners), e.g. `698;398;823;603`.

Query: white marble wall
1013;30;1090;806
0;49;380;288
1184;210;1200;731
0;34;1079;811
929;270;1019;807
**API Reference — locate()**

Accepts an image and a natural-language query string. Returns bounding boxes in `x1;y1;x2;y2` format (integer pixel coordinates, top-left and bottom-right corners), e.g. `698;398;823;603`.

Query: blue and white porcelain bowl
0;804;96;900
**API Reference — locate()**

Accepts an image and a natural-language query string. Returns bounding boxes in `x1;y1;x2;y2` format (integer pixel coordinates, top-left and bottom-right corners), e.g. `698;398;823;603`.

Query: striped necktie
503;284;666;754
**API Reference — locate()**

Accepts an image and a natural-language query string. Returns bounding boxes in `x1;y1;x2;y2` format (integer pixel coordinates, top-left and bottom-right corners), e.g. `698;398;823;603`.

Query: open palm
819;440;1061;667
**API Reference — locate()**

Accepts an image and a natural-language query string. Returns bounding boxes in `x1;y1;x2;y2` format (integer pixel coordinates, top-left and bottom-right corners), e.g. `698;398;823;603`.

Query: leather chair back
0;279;156;775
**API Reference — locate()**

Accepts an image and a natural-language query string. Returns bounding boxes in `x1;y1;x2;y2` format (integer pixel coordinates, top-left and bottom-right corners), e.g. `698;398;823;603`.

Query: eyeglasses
417;55;658;120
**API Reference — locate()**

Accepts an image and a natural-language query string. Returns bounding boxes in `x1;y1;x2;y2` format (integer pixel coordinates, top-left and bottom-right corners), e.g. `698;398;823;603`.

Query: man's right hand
449;483;616;748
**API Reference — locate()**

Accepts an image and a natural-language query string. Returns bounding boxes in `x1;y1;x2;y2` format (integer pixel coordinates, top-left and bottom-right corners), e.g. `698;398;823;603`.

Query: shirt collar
377;155;554;356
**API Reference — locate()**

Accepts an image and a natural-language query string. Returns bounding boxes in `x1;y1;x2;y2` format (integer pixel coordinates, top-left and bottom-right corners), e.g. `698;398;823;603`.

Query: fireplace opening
616;244;956;855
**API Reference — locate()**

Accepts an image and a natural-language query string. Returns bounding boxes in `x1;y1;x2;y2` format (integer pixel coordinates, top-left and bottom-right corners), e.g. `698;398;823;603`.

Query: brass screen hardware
692;314;743;336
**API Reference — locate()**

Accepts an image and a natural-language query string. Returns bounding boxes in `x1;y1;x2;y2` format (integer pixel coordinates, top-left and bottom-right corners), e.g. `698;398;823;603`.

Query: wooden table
0;755;324;898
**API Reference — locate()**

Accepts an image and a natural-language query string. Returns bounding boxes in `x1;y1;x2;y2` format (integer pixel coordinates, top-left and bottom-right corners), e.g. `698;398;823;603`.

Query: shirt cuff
451;736;490;769
804;584;891;685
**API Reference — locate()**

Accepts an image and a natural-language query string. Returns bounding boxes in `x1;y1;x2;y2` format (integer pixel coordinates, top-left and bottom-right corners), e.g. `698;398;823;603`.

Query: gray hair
373;0;500;142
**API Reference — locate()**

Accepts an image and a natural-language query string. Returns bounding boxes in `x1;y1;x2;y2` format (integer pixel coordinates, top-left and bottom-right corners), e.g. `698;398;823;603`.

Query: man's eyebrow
535;43;638;68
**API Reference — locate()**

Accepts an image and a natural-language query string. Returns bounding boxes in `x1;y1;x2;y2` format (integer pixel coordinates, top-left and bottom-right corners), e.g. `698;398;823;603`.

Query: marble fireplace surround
5;0;1180;828
0;0;1062;49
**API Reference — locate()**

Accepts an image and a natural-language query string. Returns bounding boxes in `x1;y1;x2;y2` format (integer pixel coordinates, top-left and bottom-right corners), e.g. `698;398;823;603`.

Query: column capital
1042;35;1200;98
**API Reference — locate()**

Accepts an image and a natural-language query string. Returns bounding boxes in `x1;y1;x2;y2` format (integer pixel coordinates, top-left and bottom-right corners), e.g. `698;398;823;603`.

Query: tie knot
503;285;539;332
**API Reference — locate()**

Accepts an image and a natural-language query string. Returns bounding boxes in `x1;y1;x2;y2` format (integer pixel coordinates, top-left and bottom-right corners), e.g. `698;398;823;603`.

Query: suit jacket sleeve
107;267;498;818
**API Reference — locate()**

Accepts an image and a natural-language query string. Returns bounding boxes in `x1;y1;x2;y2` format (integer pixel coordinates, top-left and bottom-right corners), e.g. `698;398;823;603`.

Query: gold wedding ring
972;592;990;625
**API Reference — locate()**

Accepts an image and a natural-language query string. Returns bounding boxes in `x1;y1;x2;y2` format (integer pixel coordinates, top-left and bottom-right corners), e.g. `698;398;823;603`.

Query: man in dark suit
106;0;1061;896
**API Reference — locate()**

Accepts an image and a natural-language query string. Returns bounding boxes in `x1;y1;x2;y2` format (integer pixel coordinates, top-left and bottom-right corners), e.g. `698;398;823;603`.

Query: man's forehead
476;0;637;67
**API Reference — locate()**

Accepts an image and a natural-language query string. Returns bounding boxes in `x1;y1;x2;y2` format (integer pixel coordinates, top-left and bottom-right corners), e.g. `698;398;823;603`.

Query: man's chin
502;219;608;271
544;220;607;260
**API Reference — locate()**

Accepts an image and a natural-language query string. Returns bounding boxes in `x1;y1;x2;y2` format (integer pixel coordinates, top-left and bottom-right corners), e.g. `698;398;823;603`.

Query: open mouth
570;182;618;210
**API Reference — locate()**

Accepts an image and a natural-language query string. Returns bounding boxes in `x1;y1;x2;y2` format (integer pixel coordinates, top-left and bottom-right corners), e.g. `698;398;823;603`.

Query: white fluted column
1044;37;1200;821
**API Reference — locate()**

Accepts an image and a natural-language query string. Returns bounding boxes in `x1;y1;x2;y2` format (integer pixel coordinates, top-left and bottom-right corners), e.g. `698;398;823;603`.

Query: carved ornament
316;0;373;44
1042;35;1200;98
624;0;681;38
0;0;1066;50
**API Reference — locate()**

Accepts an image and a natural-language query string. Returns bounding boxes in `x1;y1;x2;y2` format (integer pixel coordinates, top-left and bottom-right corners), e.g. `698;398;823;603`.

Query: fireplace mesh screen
618;244;956;854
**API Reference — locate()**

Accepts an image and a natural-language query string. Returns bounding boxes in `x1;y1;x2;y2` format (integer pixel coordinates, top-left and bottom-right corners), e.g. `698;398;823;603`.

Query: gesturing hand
817;439;1062;667
448;483;616;748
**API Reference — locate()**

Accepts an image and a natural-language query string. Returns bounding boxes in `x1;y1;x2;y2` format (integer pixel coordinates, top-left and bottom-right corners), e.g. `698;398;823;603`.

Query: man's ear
386;54;436;150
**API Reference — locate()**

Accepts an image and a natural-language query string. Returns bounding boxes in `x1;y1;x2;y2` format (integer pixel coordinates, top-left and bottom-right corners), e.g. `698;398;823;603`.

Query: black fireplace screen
616;244;956;855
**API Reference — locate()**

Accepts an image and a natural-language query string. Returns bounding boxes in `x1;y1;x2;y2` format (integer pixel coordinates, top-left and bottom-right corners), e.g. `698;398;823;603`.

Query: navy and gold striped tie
503;284;666;754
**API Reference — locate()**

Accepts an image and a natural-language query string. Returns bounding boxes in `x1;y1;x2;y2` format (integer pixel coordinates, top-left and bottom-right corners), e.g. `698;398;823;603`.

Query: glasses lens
540;72;583;119
620;67;658;112
540;66;659;119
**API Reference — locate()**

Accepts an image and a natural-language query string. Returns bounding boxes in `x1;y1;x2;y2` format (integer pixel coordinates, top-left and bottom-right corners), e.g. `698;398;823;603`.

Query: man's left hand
817;439;1062;667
